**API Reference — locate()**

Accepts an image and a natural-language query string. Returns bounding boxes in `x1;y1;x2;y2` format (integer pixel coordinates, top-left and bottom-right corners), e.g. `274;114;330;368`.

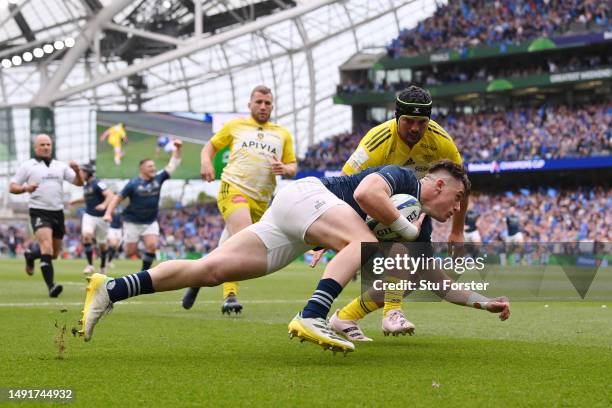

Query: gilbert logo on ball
366;194;421;242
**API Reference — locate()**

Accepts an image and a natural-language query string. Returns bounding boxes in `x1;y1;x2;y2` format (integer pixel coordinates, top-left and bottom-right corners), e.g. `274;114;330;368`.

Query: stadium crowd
157;202;224;258
299;102;612;168
337;50;611;95
432;186;612;243
386;0;610;58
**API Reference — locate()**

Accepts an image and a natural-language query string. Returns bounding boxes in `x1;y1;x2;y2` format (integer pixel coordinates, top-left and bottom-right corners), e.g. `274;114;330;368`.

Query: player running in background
155;134;177;158
181;85;297;314
103;140;182;273
502;206;524;265
100;123;128;166
326;85;468;338
78;161;510;354
505;207;524;244
9;134;84;297
464;205;482;243
106;207;123;269
69;164;115;275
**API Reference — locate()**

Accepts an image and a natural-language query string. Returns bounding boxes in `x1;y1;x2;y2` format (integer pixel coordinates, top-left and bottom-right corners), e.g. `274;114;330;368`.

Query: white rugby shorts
81;213;109;243
247;177;346;273
123;221;160;243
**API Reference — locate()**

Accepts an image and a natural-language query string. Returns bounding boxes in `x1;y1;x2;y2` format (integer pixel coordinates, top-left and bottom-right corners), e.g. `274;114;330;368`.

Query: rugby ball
366;194;421;242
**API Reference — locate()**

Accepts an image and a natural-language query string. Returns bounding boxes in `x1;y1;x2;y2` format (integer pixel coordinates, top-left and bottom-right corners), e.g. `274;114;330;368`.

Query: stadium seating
298;103;612;168
431;186;612;242
386;0;611;58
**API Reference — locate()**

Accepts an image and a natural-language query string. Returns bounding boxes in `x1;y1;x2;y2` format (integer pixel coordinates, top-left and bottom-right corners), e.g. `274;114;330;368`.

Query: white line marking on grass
0;300;304;308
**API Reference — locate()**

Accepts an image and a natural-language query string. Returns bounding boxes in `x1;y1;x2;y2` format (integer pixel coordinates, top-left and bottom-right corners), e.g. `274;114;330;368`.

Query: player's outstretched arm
165;139;182;174
422;266;511;320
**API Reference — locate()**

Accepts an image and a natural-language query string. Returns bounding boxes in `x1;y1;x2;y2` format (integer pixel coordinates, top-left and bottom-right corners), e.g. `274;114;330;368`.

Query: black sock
84;243;93;265
40;254;55;289
100;249;108;268
107;270;155;303
301;278;343;319
107;247;116;263
28;242;41;260
142;252;156;271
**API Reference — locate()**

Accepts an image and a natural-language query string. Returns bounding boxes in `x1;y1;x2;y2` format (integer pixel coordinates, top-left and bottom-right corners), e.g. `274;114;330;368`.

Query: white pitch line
0;300;304;308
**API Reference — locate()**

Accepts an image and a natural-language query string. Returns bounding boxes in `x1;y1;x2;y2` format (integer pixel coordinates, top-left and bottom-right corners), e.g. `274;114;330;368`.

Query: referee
9;134;84;297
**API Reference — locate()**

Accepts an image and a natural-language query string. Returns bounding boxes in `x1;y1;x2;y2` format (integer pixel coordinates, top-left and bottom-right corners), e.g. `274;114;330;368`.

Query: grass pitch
0;258;611;407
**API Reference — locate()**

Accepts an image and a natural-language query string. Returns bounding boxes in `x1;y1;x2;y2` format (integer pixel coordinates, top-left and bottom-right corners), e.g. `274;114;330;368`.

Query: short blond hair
250;85;272;99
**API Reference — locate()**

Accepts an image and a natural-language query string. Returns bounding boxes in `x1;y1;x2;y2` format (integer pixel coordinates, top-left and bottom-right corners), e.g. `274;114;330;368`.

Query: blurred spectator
431;186;612;243
337;51;611;94
444;103;612;162
386;0;610;58
299;103;612;169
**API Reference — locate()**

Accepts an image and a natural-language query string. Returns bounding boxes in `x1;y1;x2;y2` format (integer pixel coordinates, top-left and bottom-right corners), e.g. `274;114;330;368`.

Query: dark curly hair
396;85;432;105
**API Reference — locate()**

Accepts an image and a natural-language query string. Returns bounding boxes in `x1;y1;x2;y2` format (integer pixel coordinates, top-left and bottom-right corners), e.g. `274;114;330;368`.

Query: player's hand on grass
486;296;510;321
308;249;326;268
173;139;183;149
200;161;215;182
269;156;286;176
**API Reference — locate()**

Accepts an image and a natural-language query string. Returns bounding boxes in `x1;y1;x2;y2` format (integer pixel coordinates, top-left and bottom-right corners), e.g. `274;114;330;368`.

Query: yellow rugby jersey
211;116;296;202
107;125;126;147
343;118;462;178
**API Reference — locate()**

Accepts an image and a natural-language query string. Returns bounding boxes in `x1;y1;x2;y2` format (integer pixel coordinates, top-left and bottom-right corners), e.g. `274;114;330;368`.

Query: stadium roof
0;0;437;154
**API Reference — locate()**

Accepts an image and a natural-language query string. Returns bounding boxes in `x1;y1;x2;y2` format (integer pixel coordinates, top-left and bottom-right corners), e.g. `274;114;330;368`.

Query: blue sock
84;243;93;265
142;252;156;271
106;270;155;303
301;278;343;319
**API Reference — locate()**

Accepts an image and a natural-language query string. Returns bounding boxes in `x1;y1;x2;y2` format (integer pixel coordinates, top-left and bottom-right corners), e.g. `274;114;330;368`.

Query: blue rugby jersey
320;165;432;242
506;214;521;236
465;209;479;233
110;208;123;229
84;178;108;217
121;170;170;224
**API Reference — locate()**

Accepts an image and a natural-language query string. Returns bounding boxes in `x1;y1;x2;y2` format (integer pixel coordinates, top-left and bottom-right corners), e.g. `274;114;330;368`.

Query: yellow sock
382;276;404;317
223;282;238;299
337;292;380;321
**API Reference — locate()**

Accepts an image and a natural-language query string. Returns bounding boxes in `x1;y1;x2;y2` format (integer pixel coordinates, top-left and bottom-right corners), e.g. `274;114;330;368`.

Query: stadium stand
386;0;610;58
299;102;612;169
431;186;612;243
